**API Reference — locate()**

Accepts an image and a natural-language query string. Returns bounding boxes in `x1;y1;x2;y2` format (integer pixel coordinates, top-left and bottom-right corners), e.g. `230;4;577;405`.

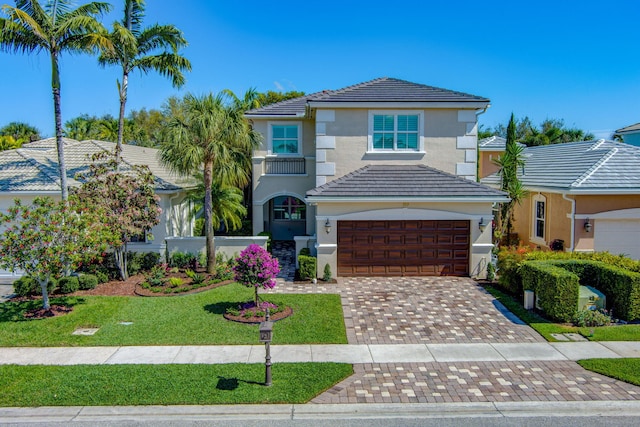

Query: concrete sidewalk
1;341;639;365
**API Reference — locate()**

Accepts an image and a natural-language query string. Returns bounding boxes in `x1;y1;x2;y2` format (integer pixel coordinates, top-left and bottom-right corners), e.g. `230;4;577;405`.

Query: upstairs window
369;112;423;152
269;123;301;155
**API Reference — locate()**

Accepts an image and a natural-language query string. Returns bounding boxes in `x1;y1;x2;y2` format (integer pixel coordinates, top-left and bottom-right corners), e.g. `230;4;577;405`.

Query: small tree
0;196;110;309
233;244;280;306
73;151;161;280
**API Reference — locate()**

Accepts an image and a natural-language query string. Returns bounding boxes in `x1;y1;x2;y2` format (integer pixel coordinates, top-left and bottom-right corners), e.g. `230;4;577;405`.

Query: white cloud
273;81;285;91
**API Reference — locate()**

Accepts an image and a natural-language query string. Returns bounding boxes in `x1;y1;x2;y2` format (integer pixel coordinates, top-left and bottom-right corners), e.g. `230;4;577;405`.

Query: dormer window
368;111;424;152
268;122;301;156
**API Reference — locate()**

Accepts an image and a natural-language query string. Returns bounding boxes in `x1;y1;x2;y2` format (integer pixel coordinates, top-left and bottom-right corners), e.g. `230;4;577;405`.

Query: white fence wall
165;236;269;261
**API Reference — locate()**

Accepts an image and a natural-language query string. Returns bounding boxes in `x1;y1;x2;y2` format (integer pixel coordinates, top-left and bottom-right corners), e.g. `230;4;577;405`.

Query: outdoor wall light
479;217;487;232
324;218;331;234
584;218;592;233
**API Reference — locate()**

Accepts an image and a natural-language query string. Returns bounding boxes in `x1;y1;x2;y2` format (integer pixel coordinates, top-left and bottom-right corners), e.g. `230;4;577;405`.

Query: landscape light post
259;309;273;386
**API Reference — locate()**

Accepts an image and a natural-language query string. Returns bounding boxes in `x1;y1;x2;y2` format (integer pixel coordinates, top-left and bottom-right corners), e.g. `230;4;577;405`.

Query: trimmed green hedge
298;255;317;280
521;262;580;322
520;259;640;322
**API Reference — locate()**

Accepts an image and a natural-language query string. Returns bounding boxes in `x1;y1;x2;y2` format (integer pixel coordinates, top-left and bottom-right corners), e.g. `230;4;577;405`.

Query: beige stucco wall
479;150;501;178
314;201;495;279
511;192;573;250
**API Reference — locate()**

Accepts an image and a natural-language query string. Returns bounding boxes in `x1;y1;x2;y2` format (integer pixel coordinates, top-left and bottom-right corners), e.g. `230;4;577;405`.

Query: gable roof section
616;122;640;134
481;140;640;193
246;77;489;117
0;138;195;193
478;136;525;151
306;164;508;202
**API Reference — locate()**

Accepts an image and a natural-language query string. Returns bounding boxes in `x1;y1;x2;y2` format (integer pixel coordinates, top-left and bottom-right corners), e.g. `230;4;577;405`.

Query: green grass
0;283;347;346
484;285;640;342
578;358;640;387
0;363;353;406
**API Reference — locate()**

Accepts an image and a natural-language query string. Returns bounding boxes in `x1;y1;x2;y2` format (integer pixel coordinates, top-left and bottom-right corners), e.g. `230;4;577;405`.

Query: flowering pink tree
73;152;161;280
233;244;280;306
0;197;110;310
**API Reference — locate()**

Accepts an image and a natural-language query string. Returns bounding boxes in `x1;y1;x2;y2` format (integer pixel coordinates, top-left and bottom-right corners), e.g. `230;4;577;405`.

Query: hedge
13;276;57;297
298;255;317;280
520;261;580;322
58;276;79;294
544;260;640;322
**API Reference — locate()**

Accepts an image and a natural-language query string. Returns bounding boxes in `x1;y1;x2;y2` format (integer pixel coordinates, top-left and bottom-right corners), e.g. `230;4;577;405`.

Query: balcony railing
265;158;306;175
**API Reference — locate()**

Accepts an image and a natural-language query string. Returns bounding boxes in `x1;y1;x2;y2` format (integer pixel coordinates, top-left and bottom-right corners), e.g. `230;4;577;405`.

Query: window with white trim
368;111;424;152
533;195;546;241
268;122;301;156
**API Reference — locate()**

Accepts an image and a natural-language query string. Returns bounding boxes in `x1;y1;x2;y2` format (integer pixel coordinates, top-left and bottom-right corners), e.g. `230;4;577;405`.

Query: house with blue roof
482;139;640;259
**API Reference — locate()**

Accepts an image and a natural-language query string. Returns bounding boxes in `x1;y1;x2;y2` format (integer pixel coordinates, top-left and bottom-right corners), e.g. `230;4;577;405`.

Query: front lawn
484;285;640;342
0;363;353;406
578;358;640;387
0;283;347;346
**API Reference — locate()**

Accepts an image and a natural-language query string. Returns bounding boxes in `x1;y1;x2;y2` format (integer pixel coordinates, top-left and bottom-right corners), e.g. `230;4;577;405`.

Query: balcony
265;157;306;175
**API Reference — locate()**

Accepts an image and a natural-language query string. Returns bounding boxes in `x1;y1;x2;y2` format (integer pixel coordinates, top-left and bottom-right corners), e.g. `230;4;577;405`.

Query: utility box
524;290;535;310
578;286;606;311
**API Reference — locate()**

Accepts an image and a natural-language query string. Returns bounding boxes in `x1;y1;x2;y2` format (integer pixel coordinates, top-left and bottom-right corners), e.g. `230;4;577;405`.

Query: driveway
270;277;544;344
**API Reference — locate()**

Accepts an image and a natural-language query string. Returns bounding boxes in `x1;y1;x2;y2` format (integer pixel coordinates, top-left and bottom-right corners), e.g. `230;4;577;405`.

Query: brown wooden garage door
337;220;470;276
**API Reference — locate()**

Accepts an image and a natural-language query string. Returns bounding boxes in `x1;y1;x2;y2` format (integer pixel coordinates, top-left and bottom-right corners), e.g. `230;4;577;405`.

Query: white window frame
367;110;425;153
532;194;546;244
267;121;302;157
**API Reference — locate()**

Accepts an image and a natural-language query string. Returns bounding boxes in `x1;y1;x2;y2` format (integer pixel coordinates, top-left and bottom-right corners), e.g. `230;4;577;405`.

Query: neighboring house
478;136;525;179
614;122;640;147
482;140;640;259
0;138;195;281
246;77;508;278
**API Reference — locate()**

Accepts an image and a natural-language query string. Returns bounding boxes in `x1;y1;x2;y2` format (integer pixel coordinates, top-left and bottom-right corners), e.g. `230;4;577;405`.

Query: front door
270;196;306;240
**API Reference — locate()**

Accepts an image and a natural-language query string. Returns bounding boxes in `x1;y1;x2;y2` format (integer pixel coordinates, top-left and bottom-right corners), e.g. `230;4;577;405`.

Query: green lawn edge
0;363;354;406
578;358;640;387
0;283;347;346
483;285;640;342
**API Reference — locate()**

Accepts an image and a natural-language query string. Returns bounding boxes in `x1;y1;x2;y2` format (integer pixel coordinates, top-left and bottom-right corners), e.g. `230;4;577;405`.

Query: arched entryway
269;196;307;240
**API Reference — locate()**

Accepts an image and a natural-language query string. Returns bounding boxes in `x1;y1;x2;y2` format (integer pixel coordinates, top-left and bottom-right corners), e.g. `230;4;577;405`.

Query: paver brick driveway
269;277;545;344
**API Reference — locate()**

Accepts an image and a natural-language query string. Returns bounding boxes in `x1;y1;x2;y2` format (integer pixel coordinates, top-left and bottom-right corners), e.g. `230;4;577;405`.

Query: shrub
572;309;612;327
323;263;332;281
299;247;311;256
520;261;580;322
496;246;530;295
169;252;197;269
78;274;99;290
486;261;496;282
168;277;183;288
95;271;109;284
13;276;57;297
298;255;317;281
141;252;161;271
185;269;205;285
126;252;142;276
58;276;80;294
145;265;166;287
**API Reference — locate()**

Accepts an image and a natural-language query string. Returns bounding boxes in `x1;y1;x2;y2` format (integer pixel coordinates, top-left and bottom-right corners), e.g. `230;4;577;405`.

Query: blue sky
1;0;639;139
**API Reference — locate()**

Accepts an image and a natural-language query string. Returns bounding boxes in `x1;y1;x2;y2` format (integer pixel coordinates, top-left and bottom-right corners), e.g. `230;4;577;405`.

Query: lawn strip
578;358;640;387
0;284;347;346
0;363;353;406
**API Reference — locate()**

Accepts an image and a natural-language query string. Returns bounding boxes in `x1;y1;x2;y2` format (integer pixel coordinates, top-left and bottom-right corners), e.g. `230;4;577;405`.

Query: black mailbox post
259;309;273;386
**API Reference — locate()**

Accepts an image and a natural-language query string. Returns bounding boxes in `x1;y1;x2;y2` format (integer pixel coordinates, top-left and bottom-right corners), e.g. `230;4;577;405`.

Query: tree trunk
114;244;128;280
116;72;128;167
51;52;68;202
204;160;216;274
38;277;51;310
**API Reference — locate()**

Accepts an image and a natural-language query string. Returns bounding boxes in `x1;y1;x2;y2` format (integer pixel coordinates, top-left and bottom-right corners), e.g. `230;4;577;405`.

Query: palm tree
0;0;112;201
187;176;247;236
0;121;41;141
160;91;261;273
99;0;190;165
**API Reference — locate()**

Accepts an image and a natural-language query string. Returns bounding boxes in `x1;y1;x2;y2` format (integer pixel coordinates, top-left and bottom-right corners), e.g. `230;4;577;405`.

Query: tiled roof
478;136;525;151
615;122;640;134
0;138;195;193
306;164;507;200
481;140;640;192
246;77;489;117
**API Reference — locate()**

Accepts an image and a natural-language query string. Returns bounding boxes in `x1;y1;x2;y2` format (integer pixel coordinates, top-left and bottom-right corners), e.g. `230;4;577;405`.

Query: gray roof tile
246;77;489;117
307;164;507;199
478;136;525;151
481;140;640;191
0;139;195;193
616;122;640;134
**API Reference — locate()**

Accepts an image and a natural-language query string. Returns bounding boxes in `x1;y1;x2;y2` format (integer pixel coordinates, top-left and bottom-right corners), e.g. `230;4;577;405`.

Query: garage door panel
338;220;470;276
